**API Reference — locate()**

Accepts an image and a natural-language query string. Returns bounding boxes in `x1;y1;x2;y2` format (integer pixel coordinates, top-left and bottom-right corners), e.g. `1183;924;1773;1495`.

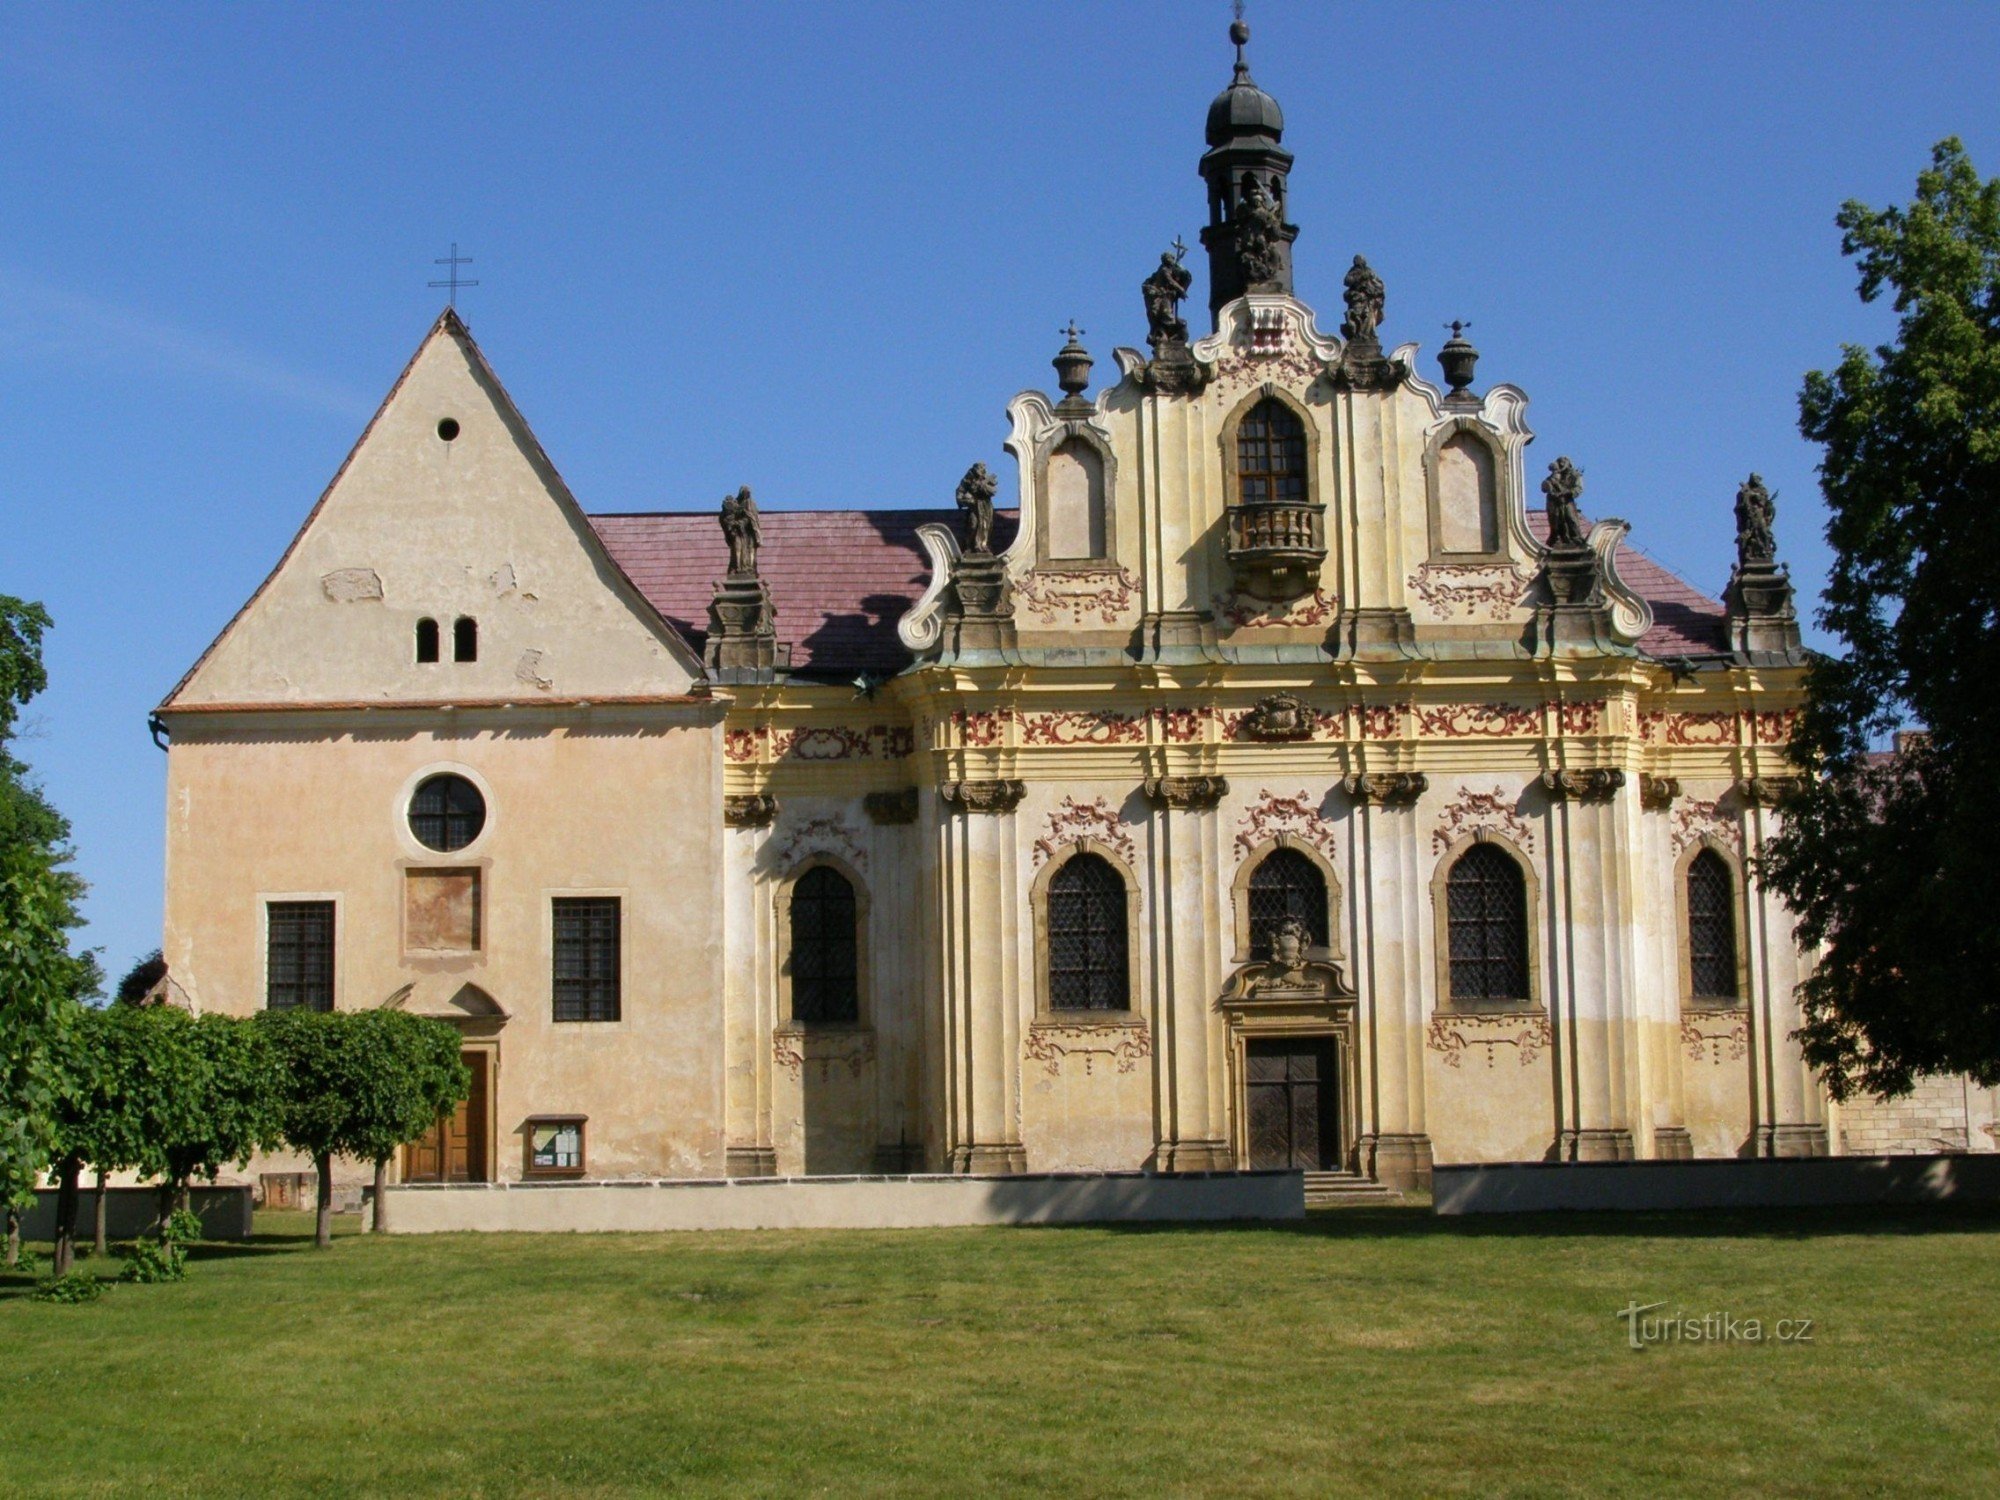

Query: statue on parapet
1142;243;1193;348
956;462;999;556
1541;457;1587;550
719;485;761;578
1735;473;1777;565
1341;255;1385;345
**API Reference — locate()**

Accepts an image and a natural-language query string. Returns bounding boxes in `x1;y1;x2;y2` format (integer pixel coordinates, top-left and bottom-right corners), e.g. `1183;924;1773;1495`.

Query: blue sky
3;1;1997;981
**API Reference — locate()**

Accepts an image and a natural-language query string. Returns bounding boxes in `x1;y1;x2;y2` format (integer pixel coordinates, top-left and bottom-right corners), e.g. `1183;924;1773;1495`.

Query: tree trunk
157;1179;175;1238
93;1168;107;1256
5;1208;18;1268
53;1154;82;1278
314;1153;333;1249
371;1158;389;1234
174;1178;190;1216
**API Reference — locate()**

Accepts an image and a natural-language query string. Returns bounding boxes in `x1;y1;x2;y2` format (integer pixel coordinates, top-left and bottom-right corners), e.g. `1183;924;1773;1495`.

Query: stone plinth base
384;1171;1305;1234
724;1146;777;1178
1652;1126;1695;1161
949;1142;1029;1175
1370;1133;1435;1192
1154;1140;1234;1173
1572;1128;1636;1162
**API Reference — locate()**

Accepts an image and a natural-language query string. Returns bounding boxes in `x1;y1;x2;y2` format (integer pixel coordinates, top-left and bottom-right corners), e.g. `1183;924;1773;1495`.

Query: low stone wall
16;1185;254;1242
1434;1154;2000;1215
385;1171;1304;1234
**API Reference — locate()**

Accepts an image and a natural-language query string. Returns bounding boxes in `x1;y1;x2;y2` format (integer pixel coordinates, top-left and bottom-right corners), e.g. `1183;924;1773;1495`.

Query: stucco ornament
1541;457;1587;550
1340;255;1385;344
1142;244;1193;348
1239;691;1315;741
955;462;999;556
1735;473;1777;565
719;486;761;578
1219;915;1355;1005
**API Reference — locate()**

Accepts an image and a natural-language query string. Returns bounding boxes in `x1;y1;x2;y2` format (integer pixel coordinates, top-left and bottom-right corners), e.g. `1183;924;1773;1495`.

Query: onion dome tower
1198;15;1297;327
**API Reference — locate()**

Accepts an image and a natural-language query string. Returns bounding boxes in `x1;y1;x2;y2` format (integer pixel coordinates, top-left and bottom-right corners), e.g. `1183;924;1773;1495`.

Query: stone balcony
1224;501;1327;600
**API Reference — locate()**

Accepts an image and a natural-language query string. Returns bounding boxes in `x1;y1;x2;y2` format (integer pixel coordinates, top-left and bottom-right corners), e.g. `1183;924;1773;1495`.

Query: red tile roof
591;506;1725;677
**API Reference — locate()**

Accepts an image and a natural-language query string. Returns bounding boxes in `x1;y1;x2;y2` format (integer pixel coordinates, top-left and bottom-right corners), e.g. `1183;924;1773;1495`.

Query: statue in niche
1234;176;1284;284
1142;245;1193;347
719;486;761;577
956;462;999;556
1541;456;1588;550
1341;255;1386;344
1735;473;1777;565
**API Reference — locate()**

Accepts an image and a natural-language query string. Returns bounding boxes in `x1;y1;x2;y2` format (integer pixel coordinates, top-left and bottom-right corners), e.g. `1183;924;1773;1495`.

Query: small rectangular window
526;1116;587;1177
552;897;620;1022
267;901;335;1011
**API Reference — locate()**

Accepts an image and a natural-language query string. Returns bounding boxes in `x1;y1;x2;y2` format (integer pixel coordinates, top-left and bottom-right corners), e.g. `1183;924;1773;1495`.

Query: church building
158;22;1856;1196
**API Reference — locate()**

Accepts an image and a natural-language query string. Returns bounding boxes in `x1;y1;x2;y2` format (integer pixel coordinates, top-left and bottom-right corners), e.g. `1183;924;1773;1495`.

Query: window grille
1687;850;1739;1000
552;897;621;1022
266;901;335;1011
790;866;860;1024
1047;854;1129;1012
408;774;486;852
1247;847;1329;959
1236;399;1308;506
1446;843;1530;1003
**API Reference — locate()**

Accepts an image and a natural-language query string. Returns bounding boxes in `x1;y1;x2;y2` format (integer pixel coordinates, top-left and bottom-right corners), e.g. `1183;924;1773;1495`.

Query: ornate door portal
1245;1038;1339;1171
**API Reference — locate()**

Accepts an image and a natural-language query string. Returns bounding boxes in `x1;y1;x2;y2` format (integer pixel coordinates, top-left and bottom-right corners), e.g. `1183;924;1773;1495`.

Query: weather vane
429;242;479;308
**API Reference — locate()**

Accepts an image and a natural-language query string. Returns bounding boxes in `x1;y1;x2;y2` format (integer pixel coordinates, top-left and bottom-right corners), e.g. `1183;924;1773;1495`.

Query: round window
408;773;486;852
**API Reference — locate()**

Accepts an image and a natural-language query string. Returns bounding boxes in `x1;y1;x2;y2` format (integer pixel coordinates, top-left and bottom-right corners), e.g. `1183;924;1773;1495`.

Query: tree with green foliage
1763;138;2000;1100
0;595;99;1265
160;1011;283;1217
259;1008;466;1248
345;1008;469;1234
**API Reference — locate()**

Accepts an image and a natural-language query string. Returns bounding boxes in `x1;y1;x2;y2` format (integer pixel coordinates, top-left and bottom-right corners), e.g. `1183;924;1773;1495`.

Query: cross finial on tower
429;242;479;308
1231;1;1250;72
1060;320;1086;343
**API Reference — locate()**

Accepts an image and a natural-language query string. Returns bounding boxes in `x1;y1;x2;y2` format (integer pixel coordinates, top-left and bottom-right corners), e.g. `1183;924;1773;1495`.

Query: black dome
1206;72;1284;147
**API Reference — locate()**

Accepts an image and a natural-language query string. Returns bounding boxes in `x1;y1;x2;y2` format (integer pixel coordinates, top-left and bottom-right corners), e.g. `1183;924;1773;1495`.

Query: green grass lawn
4;1203;1997;1498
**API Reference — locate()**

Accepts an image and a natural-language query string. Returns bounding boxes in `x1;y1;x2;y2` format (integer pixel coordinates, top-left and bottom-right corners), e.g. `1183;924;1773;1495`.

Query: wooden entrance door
1246;1038;1340;1171
402;1049;489;1183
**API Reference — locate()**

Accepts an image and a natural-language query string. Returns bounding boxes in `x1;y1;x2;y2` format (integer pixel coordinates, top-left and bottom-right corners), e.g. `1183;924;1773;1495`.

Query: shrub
120;1237;185;1284
33;1270;104;1303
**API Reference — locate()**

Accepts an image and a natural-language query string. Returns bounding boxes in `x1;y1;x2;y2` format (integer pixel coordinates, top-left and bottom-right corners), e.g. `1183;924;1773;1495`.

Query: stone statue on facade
1341;255;1386;345
955;462;999;556
1142;245;1193;348
719;485;761;578
1234;177;1284;284
1541;457;1587;550
1734;473;1777;565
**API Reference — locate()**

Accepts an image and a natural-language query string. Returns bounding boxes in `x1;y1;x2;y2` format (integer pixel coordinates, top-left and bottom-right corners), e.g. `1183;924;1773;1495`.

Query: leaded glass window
1248;847;1329;959
1236;399;1308;506
1047;854;1129;1012
1687;850;1739;1001
790;865;860;1024
408;773;486;852
552;897;620;1022
1446;842;1530;1004
266;901;334;1011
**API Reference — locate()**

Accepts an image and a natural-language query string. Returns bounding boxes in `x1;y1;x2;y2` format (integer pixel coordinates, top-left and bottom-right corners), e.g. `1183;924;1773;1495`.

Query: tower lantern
1197;15;1296;327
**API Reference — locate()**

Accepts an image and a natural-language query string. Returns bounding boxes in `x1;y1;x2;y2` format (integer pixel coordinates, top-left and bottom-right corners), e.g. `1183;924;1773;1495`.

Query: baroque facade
158;24;1867;1193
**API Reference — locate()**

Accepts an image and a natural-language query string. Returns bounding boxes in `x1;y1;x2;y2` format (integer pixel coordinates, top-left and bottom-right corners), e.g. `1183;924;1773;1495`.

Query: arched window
1044;438;1107;561
409;773;486;852
1687;850;1739;1001
789;866;860;1024
1435;431;1499;554
453;616;478;663
1235;399;1307;507
415;617;440;663
1446;842;1529;1004
1248;848;1328;960
1047;853;1129;1012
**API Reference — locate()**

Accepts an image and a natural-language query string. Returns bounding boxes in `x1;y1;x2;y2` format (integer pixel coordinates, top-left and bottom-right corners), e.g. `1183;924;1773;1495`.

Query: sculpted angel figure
719;485;761;577
955;462;999;556
1341;255;1386;344
1541;457;1587;550
1234;176;1284;283
1735;473;1777;564
1142;245;1193;346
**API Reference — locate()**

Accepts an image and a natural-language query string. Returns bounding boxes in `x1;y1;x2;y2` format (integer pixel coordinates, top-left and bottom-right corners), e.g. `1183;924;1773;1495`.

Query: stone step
1302;1171;1398;1207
